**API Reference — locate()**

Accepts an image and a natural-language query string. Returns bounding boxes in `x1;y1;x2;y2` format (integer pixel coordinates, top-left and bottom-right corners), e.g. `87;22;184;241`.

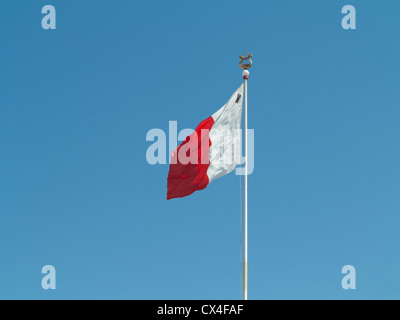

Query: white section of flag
207;84;244;183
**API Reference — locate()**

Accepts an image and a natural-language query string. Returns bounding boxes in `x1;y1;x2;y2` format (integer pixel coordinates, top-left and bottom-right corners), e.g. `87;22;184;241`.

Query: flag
167;84;244;200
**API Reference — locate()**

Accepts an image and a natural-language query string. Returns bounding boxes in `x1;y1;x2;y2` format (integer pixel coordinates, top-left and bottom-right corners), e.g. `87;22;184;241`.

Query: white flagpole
242;68;249;300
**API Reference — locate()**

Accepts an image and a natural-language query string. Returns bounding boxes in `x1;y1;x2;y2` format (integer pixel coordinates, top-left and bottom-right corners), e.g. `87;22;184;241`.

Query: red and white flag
167;84;244;199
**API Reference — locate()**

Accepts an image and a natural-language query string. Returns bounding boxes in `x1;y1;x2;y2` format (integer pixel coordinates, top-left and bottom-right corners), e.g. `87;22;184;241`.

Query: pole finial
239;52;253;70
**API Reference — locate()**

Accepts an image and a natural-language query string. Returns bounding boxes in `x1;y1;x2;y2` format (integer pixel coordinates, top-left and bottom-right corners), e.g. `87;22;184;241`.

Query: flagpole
243;68;249;300
239;53;251;300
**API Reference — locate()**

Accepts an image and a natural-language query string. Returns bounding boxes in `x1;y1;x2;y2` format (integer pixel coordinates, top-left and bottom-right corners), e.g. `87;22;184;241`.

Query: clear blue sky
1;0;399;299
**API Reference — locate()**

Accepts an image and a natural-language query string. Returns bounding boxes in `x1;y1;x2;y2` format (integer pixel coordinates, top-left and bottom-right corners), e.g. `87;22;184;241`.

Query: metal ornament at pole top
239;53;252;79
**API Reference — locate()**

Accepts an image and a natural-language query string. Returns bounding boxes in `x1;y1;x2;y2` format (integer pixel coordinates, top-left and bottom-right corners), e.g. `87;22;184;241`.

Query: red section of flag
166;116;214;200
